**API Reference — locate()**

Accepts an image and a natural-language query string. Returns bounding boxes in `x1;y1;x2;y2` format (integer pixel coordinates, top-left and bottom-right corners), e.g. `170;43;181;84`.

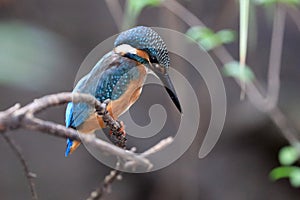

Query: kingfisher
65;26;182;156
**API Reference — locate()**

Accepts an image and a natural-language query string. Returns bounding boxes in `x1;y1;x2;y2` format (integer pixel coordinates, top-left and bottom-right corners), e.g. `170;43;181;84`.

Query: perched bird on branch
65;26;182;156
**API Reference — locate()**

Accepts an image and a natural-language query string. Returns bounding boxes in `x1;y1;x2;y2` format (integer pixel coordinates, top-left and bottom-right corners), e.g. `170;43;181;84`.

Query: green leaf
186;27;235;51
186;27;214;41
222;61;255;82
290;169;300;187
186;27;218;50
217;29;236;44
279;146;299;166
270;166;300;188
123;0;162;29
200;35;221;51
270;166;298;180
128;0;161;16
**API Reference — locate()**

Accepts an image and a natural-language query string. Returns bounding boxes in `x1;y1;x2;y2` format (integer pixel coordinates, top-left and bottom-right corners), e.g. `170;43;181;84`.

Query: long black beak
154;69;182;113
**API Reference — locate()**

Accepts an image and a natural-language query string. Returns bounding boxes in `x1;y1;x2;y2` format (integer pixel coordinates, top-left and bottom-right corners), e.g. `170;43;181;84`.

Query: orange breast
78;64;147;133
107;64;147;118
78;112;104;133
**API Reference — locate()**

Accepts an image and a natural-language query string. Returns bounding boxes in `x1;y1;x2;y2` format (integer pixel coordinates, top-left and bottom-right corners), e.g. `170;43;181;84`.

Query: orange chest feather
78;64;147;133
108;64;147;118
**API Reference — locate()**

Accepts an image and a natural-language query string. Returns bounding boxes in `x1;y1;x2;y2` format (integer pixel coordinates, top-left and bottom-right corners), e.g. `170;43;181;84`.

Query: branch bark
2;133;38;200
86;137;173;200
267;4;286;109
0;92;174;200
87;169;122;200
0;93;153;168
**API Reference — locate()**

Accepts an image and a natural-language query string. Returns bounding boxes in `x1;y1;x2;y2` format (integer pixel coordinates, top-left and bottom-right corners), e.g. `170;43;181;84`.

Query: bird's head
114;26;182;113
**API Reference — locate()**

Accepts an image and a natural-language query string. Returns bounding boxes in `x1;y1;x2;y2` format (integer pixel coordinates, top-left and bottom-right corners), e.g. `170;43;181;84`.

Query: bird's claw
109;120;127;148
96;99;111;115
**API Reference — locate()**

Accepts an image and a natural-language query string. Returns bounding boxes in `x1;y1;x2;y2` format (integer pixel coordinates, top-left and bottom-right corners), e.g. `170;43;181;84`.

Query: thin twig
161;0;300;145
15;92;102;116
124;137;174;169
2;133;38;200
138;136;173;158
104;0;123;31
87;169;122;200
268;107;300;146
287;7;300;32
162;0;205;27
267;4;286;109
87;137;174;200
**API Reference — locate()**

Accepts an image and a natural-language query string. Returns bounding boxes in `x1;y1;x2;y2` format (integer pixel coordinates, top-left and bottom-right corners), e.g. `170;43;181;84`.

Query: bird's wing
65;51;138;128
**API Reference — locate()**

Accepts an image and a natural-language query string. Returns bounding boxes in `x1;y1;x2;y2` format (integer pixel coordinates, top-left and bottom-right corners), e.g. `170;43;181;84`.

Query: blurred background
0;0;300;199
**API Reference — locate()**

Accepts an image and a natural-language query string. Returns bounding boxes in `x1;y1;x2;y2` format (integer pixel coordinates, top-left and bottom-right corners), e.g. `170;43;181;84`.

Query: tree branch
0;92;175;199
0;93;153;168
86;168;122;200
2;133;38;200
86;137;174;200
267;4;286;109
162;0;205;27
104;0;123;31
287;6;300;32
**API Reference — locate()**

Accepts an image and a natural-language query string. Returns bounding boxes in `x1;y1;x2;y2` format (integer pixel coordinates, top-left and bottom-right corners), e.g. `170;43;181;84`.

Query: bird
65;26;182;157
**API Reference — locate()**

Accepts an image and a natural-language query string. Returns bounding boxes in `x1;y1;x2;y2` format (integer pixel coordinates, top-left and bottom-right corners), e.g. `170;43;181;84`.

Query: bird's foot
109;120;127;148
96;99;111;115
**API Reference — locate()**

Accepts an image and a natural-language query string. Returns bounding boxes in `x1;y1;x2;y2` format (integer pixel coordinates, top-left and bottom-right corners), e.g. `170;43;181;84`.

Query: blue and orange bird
65;26;182;156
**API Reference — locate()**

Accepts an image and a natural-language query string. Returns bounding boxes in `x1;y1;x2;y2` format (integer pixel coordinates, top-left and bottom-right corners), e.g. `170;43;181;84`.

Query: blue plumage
65;103;74;157
65;102;73;128
66;26;170;131
65;26;181;156
66;52;138;129
65;138;73;157
114;26;170;68
65;52;141;156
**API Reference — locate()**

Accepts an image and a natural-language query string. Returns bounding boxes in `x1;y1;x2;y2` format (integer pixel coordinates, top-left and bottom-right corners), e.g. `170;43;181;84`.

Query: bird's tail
65;138;81;157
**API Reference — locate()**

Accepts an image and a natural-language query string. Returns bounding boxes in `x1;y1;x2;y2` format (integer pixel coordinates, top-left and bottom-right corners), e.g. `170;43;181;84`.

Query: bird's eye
142;48;159;63
150;56;158;63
